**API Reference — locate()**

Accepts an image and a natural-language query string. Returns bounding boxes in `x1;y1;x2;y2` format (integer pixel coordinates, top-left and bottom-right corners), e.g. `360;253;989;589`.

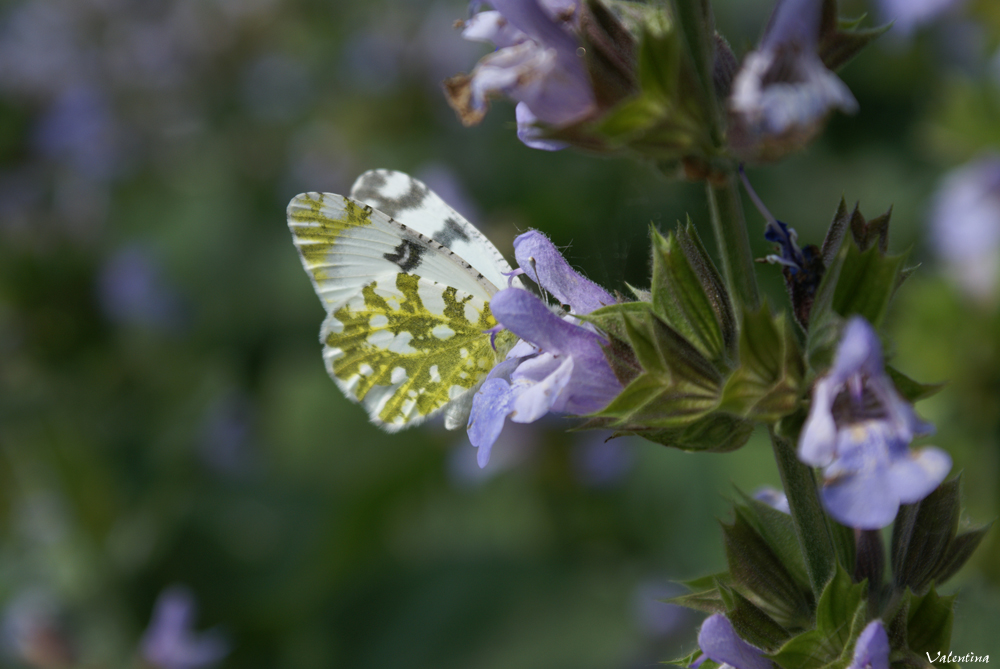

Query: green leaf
631;410;755;452
930;522;994;585
891;478;961;593
814;564;866;652
650;224;735;367
769;629;835;669
594;310;723;429
885;366;945;403
720;304;804;422
724;511;813;627
831;242;906;329
736;492;811;592
768;565;868;669
722;587;793;652
907;588;955;656
667;588;727;615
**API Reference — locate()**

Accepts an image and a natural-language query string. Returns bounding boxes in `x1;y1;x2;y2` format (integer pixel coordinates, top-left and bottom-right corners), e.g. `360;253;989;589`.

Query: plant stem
707;178;760;311
769;428;836;598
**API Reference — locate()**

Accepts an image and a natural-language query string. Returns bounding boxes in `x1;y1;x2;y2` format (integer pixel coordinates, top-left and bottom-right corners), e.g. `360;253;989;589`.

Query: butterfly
287;170;521;431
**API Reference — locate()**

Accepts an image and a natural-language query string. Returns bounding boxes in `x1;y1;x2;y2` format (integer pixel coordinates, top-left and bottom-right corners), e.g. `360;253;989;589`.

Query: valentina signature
927;651;991;663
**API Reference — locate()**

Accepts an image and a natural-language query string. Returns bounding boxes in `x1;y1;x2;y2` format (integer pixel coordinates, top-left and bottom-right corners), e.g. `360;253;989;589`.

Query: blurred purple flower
728;0;857;162
97;245;185;331
33;84;120;180
467;230;619;467
695;613;773;669
876;0;965;37
929;154;1000;300
633;581;686;637
753;487;790;514
847;620;889;669
798;317;951;529
140;587;228;669
446;0;596;150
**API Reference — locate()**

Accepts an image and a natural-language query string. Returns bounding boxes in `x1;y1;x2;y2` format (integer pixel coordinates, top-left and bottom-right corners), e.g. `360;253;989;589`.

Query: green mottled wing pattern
287;187;515;430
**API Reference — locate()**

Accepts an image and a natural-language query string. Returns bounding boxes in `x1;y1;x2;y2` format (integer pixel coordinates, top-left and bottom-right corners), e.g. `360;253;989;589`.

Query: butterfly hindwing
320;271;502;430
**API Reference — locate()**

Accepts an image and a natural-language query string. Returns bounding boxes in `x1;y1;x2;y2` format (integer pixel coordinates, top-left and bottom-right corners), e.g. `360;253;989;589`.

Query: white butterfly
287;169;521;431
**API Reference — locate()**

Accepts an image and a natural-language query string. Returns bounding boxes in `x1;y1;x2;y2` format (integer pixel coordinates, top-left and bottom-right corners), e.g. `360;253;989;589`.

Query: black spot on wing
433;217;472;248
353;171;428;218
384;239;424;272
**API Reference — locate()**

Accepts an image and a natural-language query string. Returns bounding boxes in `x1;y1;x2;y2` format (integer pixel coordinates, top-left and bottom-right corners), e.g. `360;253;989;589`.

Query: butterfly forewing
350;169;520;291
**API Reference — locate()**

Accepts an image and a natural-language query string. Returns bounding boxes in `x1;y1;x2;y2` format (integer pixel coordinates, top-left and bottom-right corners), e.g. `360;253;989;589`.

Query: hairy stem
707;178;760;311
770;428;836;598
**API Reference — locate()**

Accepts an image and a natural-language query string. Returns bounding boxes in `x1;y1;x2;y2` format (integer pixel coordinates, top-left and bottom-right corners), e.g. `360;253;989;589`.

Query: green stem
769;428;836;598
674;0;723;146
707;178;760;311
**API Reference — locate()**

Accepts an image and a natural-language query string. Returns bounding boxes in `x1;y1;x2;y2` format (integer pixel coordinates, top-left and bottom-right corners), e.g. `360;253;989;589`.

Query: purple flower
446;0;596;150
140;587;228;669
467;230;619;466
728;0;857;162
753;487;790;514
695;613;773;669
876;0;965;37
847;620;889;669
929;154;1000;300
798;317;951;529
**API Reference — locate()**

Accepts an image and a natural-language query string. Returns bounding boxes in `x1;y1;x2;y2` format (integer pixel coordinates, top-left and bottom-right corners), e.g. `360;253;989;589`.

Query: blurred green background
0;0;998;666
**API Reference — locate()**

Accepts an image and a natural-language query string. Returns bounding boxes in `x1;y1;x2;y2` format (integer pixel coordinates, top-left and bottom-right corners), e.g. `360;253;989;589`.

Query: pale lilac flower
798;317;951;529
929;154;1000;300
140;587;228;669
467;230;619;467
847;620;889;669
447;0;596;149
695;613;773;669
753;487;790;514
97;245;185;332
876;0;965;37
729;0;857;162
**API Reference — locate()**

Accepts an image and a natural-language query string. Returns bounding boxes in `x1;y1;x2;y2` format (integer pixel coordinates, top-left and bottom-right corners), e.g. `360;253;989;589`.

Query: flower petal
847;620;889;669
462;10;526;48
761;0;822;50
490;287;604;355
697;614;773;669
516;102;568;151
887;446;951;505
468;377;517;467
829;317;883;384
511;355;574;422
512;230;615;313
798;376;838;467
821;464;900;529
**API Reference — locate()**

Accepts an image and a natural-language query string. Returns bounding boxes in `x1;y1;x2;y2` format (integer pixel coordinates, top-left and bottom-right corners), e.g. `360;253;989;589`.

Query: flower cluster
798;317;951;528
728;0;858;162
467;230;621;466
445;0;596;150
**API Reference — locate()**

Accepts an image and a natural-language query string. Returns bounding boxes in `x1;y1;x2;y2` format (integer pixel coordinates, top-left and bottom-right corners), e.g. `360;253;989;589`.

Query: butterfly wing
350;169;522;291
287;189;509;430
